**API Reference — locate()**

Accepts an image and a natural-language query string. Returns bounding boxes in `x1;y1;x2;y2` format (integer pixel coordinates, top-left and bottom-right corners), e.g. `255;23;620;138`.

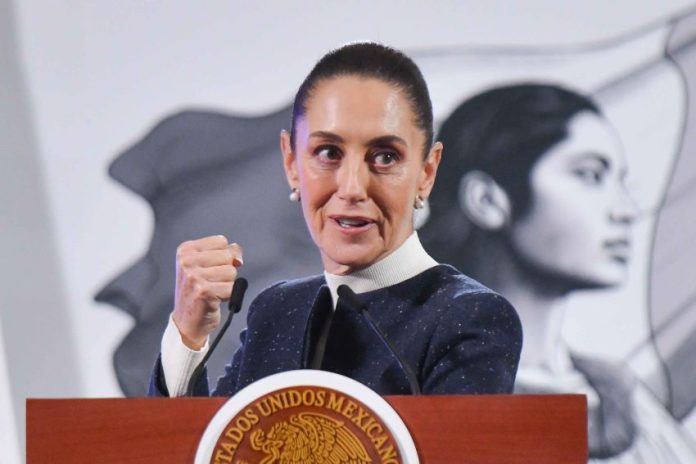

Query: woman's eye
573;167;605;185
371;151;399;167
315;146;341;162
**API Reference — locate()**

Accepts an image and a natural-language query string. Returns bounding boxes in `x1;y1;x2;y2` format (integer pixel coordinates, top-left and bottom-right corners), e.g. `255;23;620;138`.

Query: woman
148;42;522;398
421;84;696;461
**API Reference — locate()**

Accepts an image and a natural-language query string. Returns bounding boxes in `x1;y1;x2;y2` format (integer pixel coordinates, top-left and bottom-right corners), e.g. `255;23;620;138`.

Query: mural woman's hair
422;83;600;263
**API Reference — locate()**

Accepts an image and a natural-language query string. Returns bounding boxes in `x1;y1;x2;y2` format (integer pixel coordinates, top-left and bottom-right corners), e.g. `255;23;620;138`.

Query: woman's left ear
418;142;443;198
280;129;299;189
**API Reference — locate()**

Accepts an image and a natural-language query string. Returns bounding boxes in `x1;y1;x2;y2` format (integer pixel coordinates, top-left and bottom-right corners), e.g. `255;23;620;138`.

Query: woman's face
281;76;441;274
508;111;637;288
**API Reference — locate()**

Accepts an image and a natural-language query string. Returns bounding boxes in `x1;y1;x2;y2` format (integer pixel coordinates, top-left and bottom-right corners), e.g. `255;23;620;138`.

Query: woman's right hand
172;235;243;350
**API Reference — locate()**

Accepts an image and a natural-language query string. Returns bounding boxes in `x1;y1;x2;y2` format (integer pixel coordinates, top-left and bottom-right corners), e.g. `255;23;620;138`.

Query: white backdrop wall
4;1;696;461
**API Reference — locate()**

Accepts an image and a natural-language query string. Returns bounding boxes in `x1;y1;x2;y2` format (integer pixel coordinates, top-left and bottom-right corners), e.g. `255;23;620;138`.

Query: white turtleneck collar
323;232;438;307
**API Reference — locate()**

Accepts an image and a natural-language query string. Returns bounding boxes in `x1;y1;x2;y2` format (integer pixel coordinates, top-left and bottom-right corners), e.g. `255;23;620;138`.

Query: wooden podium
27;395;586;463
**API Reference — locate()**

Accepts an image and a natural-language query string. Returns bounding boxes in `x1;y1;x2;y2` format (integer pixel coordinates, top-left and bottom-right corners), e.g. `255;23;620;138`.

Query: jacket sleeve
211;281;287;395
421;291;522;394
147;354;170;397
147;281;286;398
147;327;248;397
147;321;251;397
147;353;211;397
210;328;248;396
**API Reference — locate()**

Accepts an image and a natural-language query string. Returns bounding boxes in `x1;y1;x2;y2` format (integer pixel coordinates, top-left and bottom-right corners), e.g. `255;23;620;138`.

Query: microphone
336;285;421;395
186;278;248;396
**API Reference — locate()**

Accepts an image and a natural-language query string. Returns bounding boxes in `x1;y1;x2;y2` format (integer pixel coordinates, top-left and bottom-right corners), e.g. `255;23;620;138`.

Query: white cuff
161;314;209;397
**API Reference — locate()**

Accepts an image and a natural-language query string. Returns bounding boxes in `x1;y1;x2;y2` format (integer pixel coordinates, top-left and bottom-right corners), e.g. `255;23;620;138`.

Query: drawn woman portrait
420;83;696;461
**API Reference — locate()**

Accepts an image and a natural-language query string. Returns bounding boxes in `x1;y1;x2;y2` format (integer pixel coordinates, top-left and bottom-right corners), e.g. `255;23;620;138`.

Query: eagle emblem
249;412;373;464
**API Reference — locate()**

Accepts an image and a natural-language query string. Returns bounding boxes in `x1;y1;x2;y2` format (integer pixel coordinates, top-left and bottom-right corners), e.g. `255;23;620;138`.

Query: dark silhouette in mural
421;84;696;461
95;108;320;395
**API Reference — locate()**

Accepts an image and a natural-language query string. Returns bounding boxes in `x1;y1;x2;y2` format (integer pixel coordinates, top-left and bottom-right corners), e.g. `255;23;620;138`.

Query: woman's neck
498;279;571;372
323;232;438;307
468;241;575;373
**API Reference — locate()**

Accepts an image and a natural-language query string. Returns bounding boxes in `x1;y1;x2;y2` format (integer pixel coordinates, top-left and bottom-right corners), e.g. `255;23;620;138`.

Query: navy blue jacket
149;265;522;396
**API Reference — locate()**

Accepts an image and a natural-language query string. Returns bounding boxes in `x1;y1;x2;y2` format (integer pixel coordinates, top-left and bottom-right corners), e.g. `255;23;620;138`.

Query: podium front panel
27;394;586;463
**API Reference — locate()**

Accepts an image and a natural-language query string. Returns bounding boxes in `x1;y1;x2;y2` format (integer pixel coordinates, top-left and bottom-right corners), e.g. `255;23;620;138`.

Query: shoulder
248;274;326;312
416;264;494;293
421;265;522;340
416;267;522;393
423;265;515;311
255;274;325;298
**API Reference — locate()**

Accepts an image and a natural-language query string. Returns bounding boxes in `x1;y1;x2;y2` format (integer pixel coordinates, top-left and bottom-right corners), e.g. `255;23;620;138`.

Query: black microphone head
337;284;365;312
228;277;248;313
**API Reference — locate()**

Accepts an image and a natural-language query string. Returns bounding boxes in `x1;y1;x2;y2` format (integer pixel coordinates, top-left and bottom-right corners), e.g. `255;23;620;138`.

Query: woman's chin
580;260;630;287
562;266;627;290
321;246;381;274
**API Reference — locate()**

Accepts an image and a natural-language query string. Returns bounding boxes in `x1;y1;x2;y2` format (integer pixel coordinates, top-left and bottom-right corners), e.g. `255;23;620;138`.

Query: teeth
337;218;369;227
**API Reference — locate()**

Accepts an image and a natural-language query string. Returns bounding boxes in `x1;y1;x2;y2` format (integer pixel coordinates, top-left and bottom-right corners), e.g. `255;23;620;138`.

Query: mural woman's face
508;111;637;288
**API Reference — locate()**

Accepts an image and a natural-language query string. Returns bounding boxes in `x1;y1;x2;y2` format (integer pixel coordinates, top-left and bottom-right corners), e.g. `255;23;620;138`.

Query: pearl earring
414;195;425;209
289;188;301;202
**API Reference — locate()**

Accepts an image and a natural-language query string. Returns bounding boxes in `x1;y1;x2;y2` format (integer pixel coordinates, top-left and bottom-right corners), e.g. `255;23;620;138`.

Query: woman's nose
610;187;639;225
336;156;369;203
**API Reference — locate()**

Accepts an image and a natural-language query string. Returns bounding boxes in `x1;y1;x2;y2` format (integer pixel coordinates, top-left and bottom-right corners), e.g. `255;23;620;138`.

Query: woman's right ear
280;130;299;188
458;170;512;230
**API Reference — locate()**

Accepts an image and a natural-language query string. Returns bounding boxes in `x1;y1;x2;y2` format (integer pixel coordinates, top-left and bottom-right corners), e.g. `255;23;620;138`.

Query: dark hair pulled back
290;42;434;158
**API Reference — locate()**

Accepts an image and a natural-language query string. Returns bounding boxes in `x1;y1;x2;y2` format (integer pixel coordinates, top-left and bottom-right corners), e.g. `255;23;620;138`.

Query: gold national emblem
210;386;403;464
250;412;370;463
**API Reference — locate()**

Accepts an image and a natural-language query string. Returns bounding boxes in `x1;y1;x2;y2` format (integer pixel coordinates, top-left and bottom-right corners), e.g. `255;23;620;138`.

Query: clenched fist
172;235;243;349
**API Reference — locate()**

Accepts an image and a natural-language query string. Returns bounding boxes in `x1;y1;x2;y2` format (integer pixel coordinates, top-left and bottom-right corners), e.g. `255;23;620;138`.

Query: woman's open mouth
331;215;375;233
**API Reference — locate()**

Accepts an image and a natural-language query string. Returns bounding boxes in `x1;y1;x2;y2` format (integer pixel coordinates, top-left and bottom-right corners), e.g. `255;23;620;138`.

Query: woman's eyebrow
367;135;408;147
309;131;344;143
308;132;408;147
573;152;610;168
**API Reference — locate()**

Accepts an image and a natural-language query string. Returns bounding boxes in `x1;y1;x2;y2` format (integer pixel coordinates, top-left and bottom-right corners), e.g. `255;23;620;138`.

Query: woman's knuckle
177;241;192;255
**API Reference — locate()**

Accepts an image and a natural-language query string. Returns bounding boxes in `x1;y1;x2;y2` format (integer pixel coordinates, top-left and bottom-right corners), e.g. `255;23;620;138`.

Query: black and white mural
4;2;696;462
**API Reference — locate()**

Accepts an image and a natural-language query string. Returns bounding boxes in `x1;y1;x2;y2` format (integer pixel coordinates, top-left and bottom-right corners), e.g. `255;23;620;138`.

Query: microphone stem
185;278;248;397
185;309;234;396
